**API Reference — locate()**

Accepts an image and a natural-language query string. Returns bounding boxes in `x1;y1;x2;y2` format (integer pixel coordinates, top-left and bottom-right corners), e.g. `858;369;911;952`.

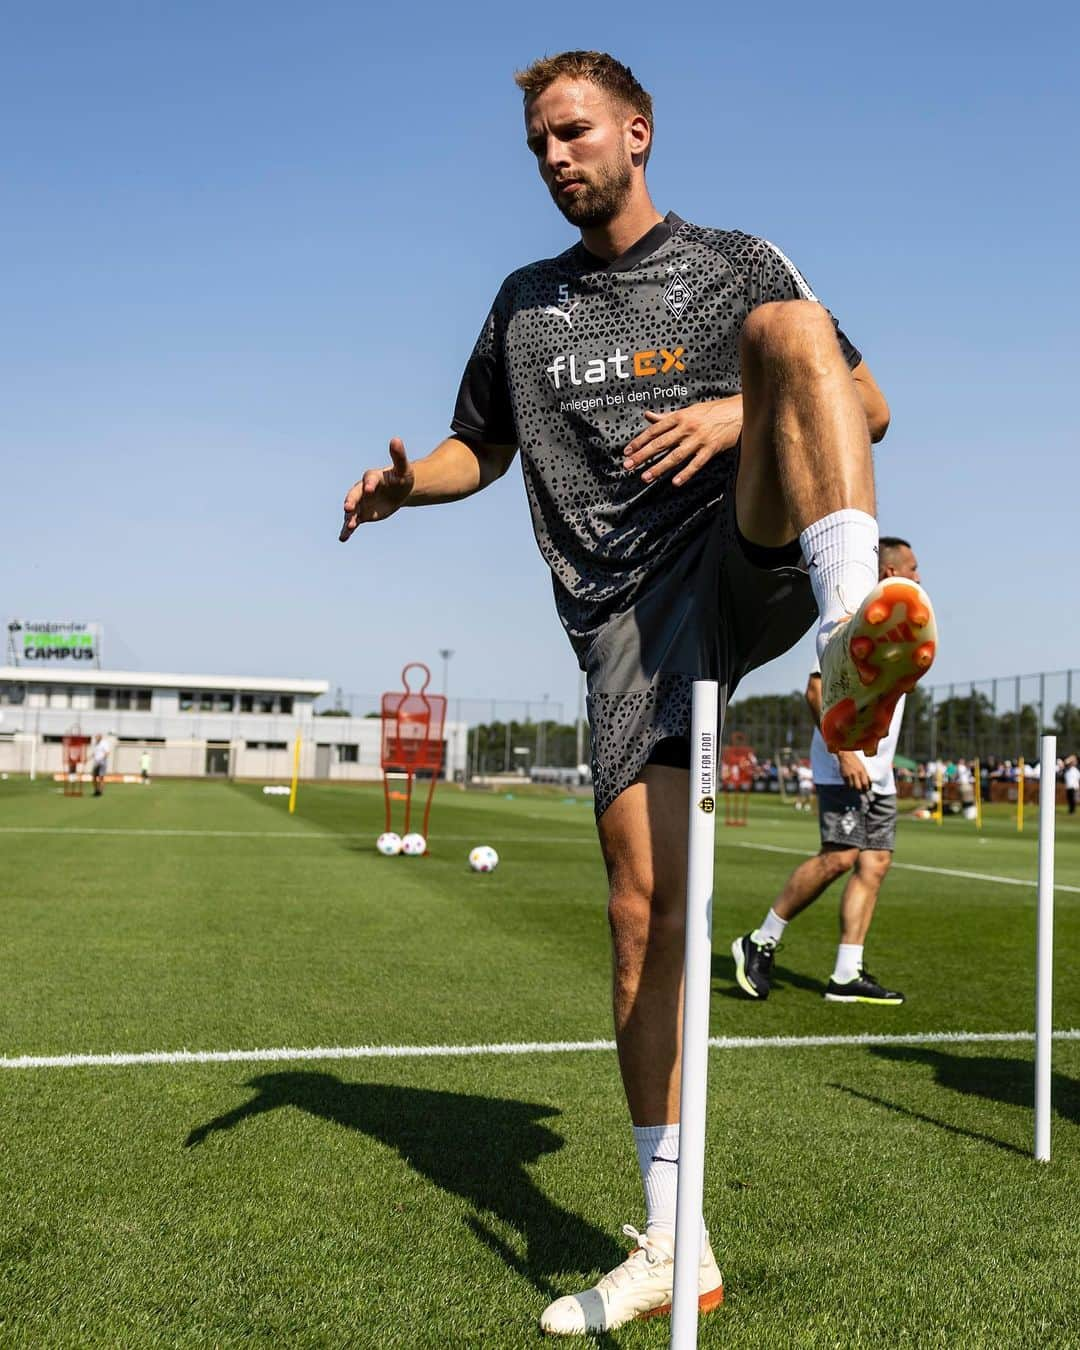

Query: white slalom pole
1035;733;1056;1162
671;680;719;1350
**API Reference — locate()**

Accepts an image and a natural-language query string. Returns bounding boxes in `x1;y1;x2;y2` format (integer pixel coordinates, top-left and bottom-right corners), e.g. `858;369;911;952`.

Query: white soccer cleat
539;1224;723;1336
819;576;937;754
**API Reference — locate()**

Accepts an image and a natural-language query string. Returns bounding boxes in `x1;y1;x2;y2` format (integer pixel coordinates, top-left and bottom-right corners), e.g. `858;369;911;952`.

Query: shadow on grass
870;1046;1080;1125
712;950;827;1000
184;1072;622;1304
830;1048;1080;1155
828;1083;1030;1156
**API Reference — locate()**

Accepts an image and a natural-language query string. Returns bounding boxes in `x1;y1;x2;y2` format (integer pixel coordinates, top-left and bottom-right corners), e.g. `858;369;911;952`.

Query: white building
0;667;467;782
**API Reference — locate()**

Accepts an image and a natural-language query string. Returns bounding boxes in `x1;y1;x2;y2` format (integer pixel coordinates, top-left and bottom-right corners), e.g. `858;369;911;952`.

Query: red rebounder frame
380;662;446;843
722;733;755;827
62;731;90;797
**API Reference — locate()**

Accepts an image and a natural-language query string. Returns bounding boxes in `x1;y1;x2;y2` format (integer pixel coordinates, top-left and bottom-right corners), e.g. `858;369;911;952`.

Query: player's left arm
623;357;889;486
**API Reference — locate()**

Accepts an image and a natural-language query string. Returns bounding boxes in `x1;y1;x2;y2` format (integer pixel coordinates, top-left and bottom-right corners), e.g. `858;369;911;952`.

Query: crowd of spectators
728;751;1080;816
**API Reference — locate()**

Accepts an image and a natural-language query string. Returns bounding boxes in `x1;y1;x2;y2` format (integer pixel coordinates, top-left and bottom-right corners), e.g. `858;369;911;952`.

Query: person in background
140;749;152;786
1064;755;1079;815
91;733;111;798
732;536;923;1006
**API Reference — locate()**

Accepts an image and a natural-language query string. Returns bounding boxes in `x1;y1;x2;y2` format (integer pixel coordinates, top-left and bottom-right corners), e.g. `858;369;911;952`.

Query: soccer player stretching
339;51;936;1335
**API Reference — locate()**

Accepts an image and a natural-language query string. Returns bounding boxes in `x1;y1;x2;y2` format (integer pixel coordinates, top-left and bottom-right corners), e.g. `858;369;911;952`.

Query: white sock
799;510;879;661
633;1124;680;1234
751;909;787;946
832;943;863;984
632;1124;709;1244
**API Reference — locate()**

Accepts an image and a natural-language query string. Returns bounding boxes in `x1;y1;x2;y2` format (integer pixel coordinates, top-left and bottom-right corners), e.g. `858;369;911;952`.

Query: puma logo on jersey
543;301;581;326
547;346;686;390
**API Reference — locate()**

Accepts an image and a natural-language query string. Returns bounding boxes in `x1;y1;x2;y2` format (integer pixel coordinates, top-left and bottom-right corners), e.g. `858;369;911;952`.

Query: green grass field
2;776;1078;1347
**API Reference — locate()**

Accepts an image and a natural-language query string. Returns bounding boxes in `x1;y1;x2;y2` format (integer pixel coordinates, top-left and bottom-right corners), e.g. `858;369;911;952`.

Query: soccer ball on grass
401;832;427;857
376;832;403;856
469;845;499;873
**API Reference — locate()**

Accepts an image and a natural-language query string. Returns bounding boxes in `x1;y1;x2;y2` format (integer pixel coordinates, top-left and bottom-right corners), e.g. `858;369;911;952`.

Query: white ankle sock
751;909;787;946
632;1124;708;1244
799;510;879;661
633;1124;680;1234
832;943;863;984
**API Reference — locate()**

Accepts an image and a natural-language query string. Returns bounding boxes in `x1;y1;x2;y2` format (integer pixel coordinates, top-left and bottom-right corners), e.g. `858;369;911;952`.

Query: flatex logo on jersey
546;345;686;391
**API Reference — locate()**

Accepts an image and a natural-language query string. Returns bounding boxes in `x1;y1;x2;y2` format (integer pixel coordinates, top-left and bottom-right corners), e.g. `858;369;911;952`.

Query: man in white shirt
732;537;921;1005
1065;756;1079;815
91;733;112;798
794;762;815;811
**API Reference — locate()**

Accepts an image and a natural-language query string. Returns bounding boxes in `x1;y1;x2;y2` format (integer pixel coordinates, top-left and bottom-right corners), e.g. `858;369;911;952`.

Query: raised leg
736;300;875;548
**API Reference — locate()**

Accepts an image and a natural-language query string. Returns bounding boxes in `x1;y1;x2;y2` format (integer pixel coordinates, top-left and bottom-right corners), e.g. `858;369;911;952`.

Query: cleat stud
865;601;891;626
850;636;875;660
913;641;936;669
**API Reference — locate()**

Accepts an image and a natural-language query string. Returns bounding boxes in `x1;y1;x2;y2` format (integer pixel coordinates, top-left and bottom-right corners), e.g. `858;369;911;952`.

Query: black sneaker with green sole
824;968;904;1004
731;934;778;1000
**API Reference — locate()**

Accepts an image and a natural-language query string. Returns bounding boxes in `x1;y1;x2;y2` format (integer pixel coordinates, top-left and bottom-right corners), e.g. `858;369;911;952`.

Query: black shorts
586;491;815;818
817;785;897;852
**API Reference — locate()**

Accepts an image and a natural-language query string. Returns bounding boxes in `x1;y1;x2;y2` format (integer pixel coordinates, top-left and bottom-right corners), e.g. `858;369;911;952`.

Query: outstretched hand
339;438;414;541
622;396;743;487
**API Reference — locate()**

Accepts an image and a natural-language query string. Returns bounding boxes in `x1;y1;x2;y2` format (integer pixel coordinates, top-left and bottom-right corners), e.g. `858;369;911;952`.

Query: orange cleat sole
640;1284;725;1320
820;578;937;754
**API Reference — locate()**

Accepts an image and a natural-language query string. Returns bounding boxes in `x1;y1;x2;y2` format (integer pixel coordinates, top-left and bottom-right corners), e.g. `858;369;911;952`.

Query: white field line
737;842;1080;895
3;827;1077;893
4;1028;1079;1072
0;826;593;844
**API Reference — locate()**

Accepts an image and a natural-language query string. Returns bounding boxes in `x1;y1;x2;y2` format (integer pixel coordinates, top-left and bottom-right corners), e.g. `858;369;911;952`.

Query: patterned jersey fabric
452;212;860;663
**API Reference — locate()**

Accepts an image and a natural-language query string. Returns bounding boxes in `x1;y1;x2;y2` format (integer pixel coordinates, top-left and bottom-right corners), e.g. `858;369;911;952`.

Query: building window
336;744;359;764
279;695;294;715
95;688;111;710
215;693;235;713
240;694;254;713
257;695;275;714
135;689;152;711
179;690;194;711
115;689;132;710
245;740;287;751
199;692;214;712
0;683;26;705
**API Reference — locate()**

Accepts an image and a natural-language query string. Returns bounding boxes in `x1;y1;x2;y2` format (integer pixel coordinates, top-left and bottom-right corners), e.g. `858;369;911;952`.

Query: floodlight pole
439;650;454;781
1035;734;1056;1162
671;680;718;1350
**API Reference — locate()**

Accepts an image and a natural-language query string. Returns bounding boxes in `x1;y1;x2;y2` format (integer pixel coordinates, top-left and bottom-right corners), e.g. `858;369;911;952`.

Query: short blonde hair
515;50;654;158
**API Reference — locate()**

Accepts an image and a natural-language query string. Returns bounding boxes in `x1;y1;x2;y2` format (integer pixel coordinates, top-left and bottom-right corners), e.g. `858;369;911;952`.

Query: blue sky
3;2;1076;718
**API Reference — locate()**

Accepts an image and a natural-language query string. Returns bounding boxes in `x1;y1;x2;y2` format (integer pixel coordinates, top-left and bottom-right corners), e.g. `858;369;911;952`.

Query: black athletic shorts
586;487;815;819
817;785;898;852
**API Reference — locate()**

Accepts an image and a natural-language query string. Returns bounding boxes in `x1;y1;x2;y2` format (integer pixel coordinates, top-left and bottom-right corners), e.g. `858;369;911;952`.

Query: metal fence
900;670;1080;764
724;669;1080;765
329;668;1080;772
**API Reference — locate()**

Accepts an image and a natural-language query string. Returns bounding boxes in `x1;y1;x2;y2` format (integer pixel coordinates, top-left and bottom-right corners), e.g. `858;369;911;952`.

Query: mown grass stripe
737;841;1080;894
4;1028;1079;1071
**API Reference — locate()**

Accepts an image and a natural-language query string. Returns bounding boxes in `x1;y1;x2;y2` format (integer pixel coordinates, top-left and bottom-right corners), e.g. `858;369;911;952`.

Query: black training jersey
451;212;860;660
